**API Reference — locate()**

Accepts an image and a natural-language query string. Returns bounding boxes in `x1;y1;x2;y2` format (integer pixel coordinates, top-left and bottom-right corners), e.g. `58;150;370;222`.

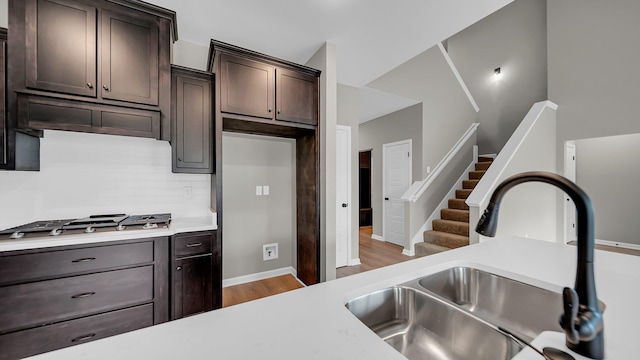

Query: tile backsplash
0;130;211;229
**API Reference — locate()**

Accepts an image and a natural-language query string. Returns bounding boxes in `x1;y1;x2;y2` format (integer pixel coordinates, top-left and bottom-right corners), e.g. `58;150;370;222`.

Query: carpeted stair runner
416;157;493;257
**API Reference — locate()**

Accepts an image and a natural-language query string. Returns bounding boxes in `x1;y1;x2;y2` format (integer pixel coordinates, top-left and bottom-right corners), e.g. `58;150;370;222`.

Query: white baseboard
223;266;299;288
402;249;415;257
371;234;385;242
348;258;361;266
409;160;476;251
595;239;640;251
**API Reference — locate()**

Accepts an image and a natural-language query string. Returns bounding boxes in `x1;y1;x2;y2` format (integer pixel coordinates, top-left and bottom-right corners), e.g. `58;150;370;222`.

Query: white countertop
0;215;217;252
28;237;640;359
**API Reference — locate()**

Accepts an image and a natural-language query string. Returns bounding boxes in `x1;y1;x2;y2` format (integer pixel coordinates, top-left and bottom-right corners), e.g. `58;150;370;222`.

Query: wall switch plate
263;243;278;261
183;186;192;198
427;166;431;173
263;185;269;196
256;186;262;196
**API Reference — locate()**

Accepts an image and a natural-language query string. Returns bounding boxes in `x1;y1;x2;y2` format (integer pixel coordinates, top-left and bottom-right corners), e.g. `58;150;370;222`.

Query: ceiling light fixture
493;67;502;81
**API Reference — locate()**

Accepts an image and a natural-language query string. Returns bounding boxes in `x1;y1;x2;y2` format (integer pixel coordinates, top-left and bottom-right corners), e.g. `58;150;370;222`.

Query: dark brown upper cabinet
1;27;40;171
8;0;176;141
212;42;319;127
101;9;159;106
276;68;318;126
25;0;97;97
171;65;214;174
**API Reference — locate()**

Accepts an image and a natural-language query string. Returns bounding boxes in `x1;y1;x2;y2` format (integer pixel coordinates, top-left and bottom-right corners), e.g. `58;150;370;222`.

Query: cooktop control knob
85;227;95;233
49;229;62;236
116;224;126;231
143;223;158;230
10;231;25;239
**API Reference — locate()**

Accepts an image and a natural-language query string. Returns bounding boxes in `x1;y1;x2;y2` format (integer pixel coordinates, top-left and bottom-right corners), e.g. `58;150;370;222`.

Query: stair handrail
402;122;479;203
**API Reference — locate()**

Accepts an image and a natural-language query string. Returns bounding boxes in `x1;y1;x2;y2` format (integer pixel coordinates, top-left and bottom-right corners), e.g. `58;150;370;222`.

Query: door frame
382;139;412;245
564;142;577;243
336;125;352;267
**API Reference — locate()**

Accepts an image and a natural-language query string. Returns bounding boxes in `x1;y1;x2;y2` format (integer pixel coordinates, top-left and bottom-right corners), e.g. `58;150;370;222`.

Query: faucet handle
560;287;580;344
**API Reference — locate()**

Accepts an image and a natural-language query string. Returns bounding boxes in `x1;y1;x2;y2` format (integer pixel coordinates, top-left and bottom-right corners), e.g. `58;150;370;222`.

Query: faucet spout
475;171;604;359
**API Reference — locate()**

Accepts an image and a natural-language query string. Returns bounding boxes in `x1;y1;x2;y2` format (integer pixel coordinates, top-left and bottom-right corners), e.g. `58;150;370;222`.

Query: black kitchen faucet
475;171;604;359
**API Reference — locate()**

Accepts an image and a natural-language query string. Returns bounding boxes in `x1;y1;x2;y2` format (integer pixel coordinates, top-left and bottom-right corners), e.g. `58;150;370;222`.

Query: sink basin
418;267;599;341
345;286;524;360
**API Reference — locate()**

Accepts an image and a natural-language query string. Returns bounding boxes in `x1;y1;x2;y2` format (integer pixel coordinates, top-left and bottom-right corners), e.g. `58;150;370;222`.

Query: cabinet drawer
0;266;153;333
173;233;213;258
0;241;154;285
0;303;153;360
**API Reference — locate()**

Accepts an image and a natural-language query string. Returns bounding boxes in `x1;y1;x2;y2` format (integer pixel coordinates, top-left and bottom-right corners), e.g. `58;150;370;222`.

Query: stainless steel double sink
346;267;602;360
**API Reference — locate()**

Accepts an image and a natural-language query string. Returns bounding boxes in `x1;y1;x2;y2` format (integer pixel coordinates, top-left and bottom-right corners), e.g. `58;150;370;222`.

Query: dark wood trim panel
208;39;321;77
210;41;321;285
107;0;178;41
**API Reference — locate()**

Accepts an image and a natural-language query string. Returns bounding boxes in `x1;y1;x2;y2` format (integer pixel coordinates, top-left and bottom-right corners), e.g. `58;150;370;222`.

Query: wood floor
337;226;413;278
223;226;412;306
223;274;304;307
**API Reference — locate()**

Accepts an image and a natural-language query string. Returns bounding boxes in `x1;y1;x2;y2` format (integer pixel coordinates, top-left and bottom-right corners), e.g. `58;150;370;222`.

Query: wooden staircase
415;156;493;256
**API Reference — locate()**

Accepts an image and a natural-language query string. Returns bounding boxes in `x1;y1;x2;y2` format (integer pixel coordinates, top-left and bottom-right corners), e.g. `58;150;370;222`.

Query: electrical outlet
263;243;278;261
256;186;262;196
183;186;192;198
263;185;269;196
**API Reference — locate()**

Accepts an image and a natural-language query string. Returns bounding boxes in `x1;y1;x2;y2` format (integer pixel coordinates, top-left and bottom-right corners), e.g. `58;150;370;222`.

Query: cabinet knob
178;158;182;161
268;108;272;113
176;266;182;271
103;85;110;91
87;83;93;89
277;110;281;114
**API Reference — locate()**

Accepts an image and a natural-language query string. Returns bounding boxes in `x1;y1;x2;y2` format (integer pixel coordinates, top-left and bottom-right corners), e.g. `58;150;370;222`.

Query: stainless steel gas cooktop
0;213;171;240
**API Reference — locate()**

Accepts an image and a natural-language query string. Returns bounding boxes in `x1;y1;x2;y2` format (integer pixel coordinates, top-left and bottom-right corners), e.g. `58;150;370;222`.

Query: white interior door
383;140;411;246
336;126;351;267
565;143;577;242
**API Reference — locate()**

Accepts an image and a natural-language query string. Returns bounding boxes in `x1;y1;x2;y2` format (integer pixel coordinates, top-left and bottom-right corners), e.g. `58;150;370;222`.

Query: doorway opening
359;150;372;227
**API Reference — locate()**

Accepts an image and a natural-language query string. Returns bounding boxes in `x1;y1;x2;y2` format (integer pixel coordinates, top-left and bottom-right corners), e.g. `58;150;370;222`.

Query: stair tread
423;230;469;249
415;242;450;257
469;170;486;180
441;208;469;222
448;198;469;210
433;219;469;236
478;156;494;162
475;162;492;171
462;180;479;189
456;189;472;199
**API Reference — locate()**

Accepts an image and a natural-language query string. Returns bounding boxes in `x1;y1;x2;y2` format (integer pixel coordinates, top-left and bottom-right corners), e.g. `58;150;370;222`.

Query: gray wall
359;104;422;238
366;45;476;176
221;133;296;280
575;133;640;245
549;0;640;145
446;0;547;155
337;84;360;261
548;0;640;242
306;42;338;282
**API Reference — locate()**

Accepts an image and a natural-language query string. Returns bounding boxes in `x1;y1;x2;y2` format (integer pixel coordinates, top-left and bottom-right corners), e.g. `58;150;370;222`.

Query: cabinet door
220;53;274;119
276;68;318;125
25;0;97;97
101;9;159;106
172;70;213;173
172;256;213;319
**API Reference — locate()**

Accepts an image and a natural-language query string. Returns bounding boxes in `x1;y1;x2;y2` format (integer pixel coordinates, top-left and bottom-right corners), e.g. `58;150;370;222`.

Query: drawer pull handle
72;257;96;263
71;333;96;343
72;292;96;299
185;242;202;248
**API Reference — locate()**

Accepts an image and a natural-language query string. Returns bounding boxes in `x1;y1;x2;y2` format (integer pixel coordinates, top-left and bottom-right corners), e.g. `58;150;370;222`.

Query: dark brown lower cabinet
0;236;168;360
170;230;219;319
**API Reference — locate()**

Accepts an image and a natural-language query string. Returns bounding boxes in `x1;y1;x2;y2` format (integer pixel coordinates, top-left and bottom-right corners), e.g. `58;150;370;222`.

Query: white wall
0;131;210;229
574;133;640;245
359;104;422;239
337;84;360;262
446;0;547;155
306;42;338;282
221;133;296;279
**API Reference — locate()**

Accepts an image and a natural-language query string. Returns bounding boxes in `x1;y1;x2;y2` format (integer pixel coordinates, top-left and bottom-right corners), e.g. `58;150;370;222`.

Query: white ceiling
149;0;513;121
